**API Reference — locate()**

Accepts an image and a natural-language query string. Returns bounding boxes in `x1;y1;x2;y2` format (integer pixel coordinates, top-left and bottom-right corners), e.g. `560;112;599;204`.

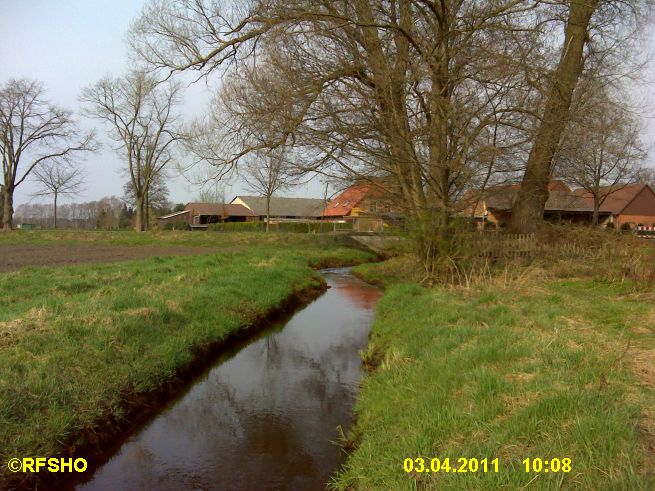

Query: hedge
208;221;266;232
208;221;354;233
163;221;191;231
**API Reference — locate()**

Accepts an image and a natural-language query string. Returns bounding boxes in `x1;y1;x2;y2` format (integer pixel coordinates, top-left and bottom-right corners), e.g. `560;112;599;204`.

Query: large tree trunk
135;194;145;232
265;195;271;232
53;191;58;229
2;186;13;231
592;195;600;227
510;0;598;233
144;189;150;231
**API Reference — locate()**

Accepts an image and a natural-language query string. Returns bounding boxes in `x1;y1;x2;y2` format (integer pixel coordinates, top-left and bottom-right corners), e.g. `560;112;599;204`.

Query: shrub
621;222;632;232
208;221;266;232
276;221;341;233
208;221;353;233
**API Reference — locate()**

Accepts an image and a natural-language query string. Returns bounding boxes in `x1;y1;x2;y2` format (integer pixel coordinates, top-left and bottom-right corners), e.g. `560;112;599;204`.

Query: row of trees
13;190;176;231
1;73;304;232
15;197;130;230
2;0;653;243
126;0;652;243
0;72;185;232
0;79;96;231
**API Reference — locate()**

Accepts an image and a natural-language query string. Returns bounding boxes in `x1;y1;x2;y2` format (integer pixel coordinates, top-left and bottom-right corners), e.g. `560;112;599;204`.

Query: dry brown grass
433;224;655;292
0;307;50;348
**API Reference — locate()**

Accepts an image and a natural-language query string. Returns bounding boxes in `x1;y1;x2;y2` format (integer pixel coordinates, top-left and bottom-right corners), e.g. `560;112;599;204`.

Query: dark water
75;268;381;491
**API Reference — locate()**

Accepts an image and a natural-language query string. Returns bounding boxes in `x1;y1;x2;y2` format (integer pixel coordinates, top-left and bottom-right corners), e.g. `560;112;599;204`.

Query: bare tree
31;162;86;229
243;148;296;231
81;71;182;231
0;185;4;227
122;171;172;226
195;181;226;203
556;84;646;225
510;0;650;232
0;78;95;231
130;1;540;246
95;196;123;230
130;0;651;269
635;167;655;187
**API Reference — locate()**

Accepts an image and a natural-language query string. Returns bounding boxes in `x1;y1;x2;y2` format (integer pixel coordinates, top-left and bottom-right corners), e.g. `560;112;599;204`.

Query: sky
0;0;323;208
1;1;655;209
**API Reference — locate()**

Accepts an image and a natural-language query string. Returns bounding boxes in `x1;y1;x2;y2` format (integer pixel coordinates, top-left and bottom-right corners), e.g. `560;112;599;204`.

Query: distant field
0;228;341;247
0;230;365;271
0;244;222;272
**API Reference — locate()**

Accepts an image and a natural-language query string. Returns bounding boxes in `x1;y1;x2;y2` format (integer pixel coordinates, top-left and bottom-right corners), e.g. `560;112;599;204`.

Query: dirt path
0;244;219;272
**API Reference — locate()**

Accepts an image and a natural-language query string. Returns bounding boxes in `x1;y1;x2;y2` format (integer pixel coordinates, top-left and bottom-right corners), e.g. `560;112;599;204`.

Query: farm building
574;184;655;229
230;196;327;220
321;181;404;231
462;181;610;227
157;203;258;229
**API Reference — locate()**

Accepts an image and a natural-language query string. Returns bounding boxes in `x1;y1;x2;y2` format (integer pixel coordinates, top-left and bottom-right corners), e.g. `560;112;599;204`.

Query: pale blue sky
0;0;321;207
1;1;654;208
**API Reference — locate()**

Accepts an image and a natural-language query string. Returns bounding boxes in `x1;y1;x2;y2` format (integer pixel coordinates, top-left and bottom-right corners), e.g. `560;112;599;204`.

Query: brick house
574;184;655;229
157;203;258;229
462;180;609;227
322;181;403;231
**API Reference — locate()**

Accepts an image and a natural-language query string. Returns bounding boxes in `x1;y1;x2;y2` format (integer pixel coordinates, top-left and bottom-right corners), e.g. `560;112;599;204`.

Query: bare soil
0;244;219;272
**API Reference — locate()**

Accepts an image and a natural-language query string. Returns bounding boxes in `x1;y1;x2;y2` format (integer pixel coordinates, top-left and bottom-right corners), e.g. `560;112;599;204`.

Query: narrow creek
74;268;382;490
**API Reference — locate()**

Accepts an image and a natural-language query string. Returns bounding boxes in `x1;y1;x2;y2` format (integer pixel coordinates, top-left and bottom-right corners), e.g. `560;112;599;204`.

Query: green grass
0;232;374;480
332;278;655;490
0;228;357;248
353;254;424;287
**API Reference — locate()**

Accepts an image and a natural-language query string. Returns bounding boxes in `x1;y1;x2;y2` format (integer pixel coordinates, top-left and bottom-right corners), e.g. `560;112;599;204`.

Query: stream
74;268;382;490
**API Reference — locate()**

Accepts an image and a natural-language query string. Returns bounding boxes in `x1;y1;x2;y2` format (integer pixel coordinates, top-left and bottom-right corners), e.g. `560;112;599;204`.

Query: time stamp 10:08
403;457;572;474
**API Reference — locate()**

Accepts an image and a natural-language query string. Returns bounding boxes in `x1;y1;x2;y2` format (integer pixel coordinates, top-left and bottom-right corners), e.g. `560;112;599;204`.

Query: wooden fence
477;232;536;258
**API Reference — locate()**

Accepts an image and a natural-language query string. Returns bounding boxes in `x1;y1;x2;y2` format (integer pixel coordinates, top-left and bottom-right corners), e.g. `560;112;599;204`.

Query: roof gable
621;185;655;216
230;196;327;217
185;203;257;217
323;185;369;217
575;184;651;215
483;187;594;213
158;210;190;220
323;179;396;217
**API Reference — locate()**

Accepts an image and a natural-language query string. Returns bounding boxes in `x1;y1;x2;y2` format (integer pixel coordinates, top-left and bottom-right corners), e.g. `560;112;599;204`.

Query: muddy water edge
60;268;381;490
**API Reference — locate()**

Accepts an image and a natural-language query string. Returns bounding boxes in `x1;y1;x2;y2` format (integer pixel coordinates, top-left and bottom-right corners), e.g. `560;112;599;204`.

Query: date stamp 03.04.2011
403;457;572;475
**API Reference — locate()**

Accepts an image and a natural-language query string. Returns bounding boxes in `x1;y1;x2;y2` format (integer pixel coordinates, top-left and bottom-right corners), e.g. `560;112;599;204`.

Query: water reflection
76;269;381;491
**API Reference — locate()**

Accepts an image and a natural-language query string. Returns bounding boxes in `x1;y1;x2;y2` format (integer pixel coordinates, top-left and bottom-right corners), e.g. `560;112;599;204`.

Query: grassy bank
0;234;373;486
337;250;655;489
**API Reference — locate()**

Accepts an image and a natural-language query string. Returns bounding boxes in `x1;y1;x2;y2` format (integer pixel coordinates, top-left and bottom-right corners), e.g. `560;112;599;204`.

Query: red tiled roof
574;184;649;214
322;185;370;217
459;180;571;213
185;203;257;217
